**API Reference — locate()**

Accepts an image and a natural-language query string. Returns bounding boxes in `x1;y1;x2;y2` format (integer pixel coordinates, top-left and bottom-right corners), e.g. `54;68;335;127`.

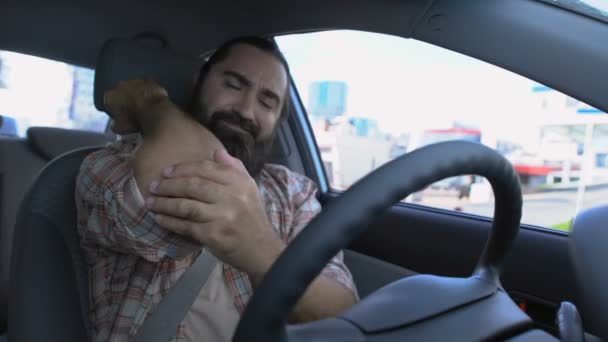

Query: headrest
94;38;200;114
26;127;109;160
0;115;18;136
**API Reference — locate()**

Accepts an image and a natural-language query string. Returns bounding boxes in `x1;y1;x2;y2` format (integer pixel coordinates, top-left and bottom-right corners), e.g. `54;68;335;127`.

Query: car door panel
321;193;576;332
344;249;417;299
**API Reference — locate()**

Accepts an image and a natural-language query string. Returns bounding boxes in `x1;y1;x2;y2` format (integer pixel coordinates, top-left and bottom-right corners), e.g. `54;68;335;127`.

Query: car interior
0;127;110;332
0;0;607;341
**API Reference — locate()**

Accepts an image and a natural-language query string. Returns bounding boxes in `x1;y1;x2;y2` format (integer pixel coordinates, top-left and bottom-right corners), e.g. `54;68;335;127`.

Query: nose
233;90;256;121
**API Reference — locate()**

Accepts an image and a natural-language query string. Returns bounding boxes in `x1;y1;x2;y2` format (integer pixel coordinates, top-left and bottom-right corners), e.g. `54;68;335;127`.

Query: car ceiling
1;0;607;114
0;0;430;68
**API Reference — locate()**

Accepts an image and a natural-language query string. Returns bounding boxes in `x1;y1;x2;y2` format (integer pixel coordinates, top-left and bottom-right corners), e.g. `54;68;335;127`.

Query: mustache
207;111;259;138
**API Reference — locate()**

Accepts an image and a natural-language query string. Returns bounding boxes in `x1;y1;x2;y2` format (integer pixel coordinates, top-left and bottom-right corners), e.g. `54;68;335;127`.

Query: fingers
162;159;239;185
150;177;223;203
154;213;225;251
153;213;202;242
147;196;216;222
142;79;169;99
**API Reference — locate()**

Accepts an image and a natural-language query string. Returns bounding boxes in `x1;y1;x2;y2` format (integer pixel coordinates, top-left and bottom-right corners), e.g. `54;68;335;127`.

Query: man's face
193;44;288;177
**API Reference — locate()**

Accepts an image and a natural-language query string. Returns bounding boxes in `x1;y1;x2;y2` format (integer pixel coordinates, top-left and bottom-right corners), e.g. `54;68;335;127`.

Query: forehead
214;44;288;93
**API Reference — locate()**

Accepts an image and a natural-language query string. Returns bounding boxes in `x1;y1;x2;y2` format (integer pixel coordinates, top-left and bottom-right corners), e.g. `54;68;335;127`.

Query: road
464;186;608;228
414;186;608;228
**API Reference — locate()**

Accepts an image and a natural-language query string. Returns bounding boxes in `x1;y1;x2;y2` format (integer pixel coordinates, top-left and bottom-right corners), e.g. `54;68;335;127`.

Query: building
414;127;482;148
513;85;608;187
308;81;347;119
313;115;392;189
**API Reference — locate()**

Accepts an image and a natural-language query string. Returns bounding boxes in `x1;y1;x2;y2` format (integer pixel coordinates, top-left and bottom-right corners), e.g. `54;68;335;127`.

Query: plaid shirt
75;136;357;342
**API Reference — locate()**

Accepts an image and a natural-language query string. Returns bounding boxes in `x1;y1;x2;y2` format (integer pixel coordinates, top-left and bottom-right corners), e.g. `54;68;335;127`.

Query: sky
580;0;608;14
275;30;606;146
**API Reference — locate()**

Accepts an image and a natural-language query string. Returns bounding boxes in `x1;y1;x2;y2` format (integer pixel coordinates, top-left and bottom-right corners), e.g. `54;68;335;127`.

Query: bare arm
104;79;224;199
248;246;357;323
145;150;359;321
131;97;223;199
287;275;357;323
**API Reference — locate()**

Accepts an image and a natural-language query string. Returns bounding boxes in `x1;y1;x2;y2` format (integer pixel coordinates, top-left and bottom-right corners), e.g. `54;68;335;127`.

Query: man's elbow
287;278;357;324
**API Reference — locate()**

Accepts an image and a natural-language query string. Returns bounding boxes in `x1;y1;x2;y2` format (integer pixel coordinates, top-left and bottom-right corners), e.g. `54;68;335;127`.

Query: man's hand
145;149;357;322
145;149;285;278
103;79;169;134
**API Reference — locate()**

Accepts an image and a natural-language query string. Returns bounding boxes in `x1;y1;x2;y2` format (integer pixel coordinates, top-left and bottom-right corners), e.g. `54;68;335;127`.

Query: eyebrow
223;70;281;105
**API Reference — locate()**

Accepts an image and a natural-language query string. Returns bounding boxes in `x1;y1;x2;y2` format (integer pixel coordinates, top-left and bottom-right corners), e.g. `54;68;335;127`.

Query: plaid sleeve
286;174;359;300
76;138;201;262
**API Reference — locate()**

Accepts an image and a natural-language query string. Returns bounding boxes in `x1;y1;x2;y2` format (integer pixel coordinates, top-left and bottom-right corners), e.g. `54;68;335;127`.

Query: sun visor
94;38;200;114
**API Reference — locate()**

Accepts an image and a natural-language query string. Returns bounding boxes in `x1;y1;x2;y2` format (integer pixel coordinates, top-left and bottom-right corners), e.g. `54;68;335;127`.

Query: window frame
286;74;331;194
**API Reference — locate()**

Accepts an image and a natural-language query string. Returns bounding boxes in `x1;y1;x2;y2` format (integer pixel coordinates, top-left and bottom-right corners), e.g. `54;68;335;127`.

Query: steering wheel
233;141;538;341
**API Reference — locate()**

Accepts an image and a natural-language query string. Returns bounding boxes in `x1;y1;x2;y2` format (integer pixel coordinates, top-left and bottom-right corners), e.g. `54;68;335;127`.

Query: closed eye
260;90;280;110
225;79;242;90
223;71;249;90
260;99;273;109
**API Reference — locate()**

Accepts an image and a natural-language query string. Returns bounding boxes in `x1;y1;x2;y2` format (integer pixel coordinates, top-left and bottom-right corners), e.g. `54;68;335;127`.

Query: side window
0;51;108;137
277;30;607;232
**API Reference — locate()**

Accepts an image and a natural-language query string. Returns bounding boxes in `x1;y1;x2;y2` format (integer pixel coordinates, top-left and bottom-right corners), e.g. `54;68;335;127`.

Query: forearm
252;268;356;323
249;237;357;324
132;98;224;198
289;274;357;323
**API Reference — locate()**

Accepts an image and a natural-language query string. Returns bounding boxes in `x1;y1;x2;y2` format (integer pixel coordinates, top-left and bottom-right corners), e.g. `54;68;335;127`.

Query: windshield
541;0;608;22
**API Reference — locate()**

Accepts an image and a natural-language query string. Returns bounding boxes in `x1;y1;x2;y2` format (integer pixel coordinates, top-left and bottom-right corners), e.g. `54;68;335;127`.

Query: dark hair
190;36;292;120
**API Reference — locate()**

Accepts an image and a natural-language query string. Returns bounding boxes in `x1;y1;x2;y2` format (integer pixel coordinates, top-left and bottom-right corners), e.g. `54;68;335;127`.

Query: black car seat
570;205;608;341
0;126;108;333
8;146;101;341
7;37;205;342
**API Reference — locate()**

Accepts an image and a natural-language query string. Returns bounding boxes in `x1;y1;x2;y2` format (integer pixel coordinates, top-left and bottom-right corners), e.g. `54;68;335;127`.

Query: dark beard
205;111;275;178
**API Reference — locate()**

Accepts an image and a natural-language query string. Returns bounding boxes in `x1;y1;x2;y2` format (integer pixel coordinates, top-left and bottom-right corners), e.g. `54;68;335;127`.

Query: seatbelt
132;249;218;342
